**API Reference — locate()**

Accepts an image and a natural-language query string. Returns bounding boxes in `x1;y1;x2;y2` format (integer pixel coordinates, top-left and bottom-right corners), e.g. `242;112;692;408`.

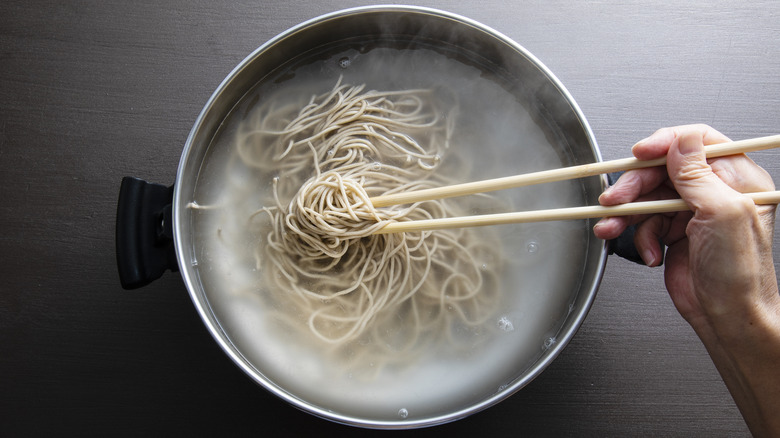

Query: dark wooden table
2;1;777;435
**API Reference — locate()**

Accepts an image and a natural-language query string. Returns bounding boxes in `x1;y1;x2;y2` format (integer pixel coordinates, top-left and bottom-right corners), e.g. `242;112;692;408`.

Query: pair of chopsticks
371;134;780;234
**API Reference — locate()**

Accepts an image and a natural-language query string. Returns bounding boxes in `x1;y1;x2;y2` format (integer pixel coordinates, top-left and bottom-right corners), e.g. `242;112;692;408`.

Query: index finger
631;124;731;161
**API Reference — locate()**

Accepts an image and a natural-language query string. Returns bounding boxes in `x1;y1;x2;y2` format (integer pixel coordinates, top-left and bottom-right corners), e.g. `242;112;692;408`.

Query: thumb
667;131;740;213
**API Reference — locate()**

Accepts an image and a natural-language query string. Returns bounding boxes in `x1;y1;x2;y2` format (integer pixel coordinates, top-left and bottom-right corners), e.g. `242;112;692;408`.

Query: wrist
699;282;780;348
689;287;780;437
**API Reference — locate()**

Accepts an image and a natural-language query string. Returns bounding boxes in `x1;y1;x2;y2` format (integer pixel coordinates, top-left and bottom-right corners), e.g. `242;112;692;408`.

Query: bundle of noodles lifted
237;78;502;372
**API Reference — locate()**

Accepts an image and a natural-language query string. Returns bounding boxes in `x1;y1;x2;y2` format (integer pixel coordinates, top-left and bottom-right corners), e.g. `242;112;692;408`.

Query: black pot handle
606;172;663;266
116;177;178;289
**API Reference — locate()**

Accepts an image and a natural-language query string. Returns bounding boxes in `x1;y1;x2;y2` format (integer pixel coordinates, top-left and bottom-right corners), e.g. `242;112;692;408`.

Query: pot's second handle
606;172;664;266
116;177;178;289
609;223;648;265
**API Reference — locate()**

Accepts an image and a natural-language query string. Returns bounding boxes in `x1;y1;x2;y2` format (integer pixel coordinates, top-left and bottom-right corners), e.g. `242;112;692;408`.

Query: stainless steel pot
117;5;637;429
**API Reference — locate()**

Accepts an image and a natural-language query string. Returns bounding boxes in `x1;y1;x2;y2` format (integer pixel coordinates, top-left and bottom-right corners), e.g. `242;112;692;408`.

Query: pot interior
175;7;606;428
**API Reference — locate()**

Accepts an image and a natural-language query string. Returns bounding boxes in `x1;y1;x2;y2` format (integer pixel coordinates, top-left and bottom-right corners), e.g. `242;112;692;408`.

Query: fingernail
631;136;651;153
592;220;611;239
642;248;657;267
633;136;650;147
676;133;701;156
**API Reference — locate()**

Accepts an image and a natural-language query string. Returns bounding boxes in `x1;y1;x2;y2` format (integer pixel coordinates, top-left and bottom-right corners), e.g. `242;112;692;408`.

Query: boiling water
189;41;591;422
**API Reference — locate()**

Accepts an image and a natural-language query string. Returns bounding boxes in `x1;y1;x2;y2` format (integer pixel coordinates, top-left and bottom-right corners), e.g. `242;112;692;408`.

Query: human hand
592;124;777;329
592;124;780;436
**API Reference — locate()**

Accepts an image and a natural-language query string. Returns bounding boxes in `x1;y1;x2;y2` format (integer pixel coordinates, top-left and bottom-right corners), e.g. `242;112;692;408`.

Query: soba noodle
234;78;502;370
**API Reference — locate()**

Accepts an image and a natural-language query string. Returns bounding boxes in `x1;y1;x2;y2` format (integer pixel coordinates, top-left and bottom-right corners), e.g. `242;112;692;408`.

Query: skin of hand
592;124;780;437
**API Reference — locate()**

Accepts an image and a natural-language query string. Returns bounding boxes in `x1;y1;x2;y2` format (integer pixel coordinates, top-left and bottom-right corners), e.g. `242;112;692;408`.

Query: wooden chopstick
374;191;780;234
369;134;780;208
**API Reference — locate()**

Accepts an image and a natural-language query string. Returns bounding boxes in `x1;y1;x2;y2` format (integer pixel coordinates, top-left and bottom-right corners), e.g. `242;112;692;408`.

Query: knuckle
711;194;756;222
676;160;713;183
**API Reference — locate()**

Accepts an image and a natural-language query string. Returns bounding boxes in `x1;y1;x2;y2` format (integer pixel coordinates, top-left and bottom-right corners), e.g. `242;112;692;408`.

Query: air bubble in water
398;408;409;419
527;241;540;253
497;316;514;332
372;161;382;170
338;57;351;69
327;149;335;157
543;337;557;350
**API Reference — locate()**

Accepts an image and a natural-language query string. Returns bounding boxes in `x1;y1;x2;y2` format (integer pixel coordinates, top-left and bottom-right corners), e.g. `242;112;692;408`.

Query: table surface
2;1;778;436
